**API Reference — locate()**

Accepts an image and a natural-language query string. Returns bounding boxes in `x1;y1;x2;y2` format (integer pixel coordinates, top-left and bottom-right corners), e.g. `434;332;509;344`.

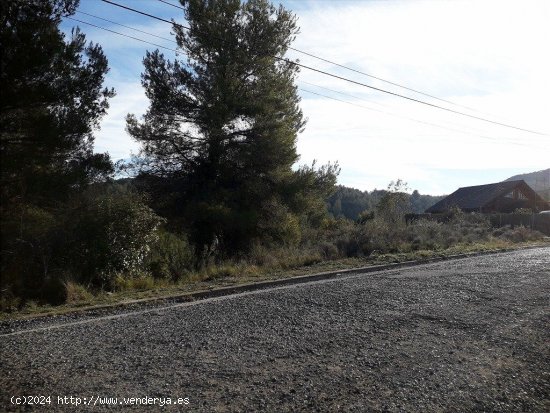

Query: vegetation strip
4;244;546;323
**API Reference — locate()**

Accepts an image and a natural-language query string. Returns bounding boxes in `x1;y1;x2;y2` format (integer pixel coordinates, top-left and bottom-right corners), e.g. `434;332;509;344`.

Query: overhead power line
298;87;535;148
102;0;179;27
157;0;185;11
293;62;549;137
66;15;545;148
152;0;515;118
95;0;550;137
71;13;425;131
65;17;179;53
72;10;534;142
76;11;176;44
289;49;479;113
298;80;547;144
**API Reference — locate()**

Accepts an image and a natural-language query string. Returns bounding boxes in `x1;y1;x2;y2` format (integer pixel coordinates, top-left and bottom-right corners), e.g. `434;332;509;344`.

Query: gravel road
1;248;549;412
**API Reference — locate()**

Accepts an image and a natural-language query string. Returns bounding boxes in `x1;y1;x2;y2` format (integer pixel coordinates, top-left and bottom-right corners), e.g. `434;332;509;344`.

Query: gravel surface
1;248;549;412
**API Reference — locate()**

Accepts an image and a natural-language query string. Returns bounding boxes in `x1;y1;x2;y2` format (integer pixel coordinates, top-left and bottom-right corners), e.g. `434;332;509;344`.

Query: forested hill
327;185;445;220
505;168;550;200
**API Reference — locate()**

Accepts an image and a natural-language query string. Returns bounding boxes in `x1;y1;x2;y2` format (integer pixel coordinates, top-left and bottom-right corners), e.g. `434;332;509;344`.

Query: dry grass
3;211;546;319
2;238;547;321
64;281;94;304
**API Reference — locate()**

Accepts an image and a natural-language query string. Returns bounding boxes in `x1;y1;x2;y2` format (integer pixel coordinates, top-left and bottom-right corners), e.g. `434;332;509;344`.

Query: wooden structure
426;180;549;214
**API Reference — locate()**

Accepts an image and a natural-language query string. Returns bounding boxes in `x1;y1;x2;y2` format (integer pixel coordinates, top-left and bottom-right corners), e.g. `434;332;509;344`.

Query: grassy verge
2;239;547;321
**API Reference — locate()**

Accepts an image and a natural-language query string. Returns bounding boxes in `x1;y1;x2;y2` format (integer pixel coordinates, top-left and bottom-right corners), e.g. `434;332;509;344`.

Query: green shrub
67;187;164;288
376;180;410;226
258;199;302;247
246;243;322;270
0;290;22;313
146;230;194;280
248;243;280;268
318;241;340;260
202;265;239;281
41;276;68;305
148;260;171;280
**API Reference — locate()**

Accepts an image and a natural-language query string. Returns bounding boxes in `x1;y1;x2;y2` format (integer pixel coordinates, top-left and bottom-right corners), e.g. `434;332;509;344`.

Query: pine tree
0;0;115;210
128;0;335;255
1;0;115;298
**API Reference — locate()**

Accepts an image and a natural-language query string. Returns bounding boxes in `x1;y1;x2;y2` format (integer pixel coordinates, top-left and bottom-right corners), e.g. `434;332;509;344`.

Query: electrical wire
298;88;538;148
152;0;496;115
99;0;549;137
76;11;176;43
288;48;481;114
66;16;543;149
157;0;185;11
298;80;547;144
70;10;546;144
65;17;179;53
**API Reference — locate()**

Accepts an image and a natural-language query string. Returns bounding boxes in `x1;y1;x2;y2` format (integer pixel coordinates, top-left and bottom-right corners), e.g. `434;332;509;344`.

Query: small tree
376;179;411;225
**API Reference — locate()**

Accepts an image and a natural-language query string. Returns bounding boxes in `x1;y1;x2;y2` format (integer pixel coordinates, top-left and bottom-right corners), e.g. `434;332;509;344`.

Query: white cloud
290;0;550;193
93;81;147;160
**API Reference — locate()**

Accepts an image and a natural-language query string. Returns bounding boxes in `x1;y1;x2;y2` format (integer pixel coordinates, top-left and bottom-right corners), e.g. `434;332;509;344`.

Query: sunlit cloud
93;82;147;160
291;0;550;193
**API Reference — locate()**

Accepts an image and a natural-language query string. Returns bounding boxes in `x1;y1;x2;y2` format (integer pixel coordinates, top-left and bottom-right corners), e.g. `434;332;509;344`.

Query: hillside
505;168;550;200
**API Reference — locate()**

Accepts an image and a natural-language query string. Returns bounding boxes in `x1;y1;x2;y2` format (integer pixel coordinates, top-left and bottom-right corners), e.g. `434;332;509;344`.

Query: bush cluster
145;230;194;281
0;184;178;308
66;187;165;287
295;210;542;262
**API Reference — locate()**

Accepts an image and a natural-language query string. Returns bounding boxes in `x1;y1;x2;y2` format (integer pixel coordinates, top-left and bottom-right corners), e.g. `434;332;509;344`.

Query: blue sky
61;0;550;195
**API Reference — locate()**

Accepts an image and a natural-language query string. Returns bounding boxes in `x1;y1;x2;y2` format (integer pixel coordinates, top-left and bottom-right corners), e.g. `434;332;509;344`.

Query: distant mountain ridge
505;168;550;201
